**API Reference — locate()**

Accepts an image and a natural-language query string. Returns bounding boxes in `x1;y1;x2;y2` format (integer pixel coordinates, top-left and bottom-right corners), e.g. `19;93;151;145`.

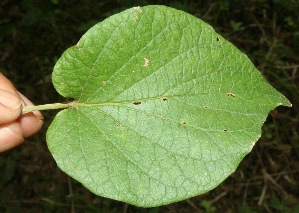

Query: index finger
0;89;22;125
0;73;20;96
0;73;22;124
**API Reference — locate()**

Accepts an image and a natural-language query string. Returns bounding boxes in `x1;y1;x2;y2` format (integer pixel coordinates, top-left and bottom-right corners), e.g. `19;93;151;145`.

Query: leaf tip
276;94;292;108
278;101;292;108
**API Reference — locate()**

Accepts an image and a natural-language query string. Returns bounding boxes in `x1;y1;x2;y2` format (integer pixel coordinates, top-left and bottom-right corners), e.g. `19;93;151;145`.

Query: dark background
0;0;298;212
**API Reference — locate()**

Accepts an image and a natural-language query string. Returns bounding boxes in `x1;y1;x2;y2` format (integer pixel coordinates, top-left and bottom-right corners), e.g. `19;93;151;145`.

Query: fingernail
0;89;22;110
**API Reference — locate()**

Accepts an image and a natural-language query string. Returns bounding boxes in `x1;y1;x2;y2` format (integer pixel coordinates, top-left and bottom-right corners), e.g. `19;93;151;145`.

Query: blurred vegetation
0;0;298;212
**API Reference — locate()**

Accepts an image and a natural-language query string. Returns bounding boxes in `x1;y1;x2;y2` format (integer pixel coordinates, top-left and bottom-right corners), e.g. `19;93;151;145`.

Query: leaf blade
48;5;291;207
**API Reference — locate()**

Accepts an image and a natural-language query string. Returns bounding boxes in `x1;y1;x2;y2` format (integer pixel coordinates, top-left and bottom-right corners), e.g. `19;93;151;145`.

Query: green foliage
269;197;299;213
199;200;216;213
0;152;18;184
238;205;258;213
229;20;243;31
19;0;57;26
45;6;290;207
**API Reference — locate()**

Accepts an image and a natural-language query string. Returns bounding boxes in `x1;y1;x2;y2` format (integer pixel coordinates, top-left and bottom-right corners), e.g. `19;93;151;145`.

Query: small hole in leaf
182;121;187;125
216;36;220;41
133;101;141;105
226;92;235;97
204;106;208;109
162;97;167;101
224;129;228;132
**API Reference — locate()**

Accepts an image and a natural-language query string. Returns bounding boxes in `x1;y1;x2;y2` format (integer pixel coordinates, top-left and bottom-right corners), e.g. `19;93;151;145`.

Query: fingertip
0;122;24;153
18;112;44;138
18;91;44;119
0;73;19;96
0;89;22;125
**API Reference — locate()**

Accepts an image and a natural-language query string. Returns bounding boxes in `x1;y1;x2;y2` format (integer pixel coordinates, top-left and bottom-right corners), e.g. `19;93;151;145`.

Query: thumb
0;89;22;125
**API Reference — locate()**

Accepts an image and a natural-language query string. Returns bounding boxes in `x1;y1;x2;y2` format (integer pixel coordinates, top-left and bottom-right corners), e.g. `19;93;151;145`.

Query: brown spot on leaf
226;92;235;97
133;101;141;105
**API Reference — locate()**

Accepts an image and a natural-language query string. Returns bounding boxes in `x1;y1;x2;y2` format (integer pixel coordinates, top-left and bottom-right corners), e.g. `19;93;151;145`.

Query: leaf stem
22;102;71;115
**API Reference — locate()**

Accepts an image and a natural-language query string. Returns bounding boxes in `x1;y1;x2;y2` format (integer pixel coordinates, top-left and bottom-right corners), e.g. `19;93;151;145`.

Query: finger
0;89;22;125
18;92;43;138
0;121;24;152
0;73;19;96
18;113;43;138
18;92;44;120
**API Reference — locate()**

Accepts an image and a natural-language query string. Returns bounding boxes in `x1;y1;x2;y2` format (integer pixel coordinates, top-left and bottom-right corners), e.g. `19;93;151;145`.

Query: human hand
0;73;43;152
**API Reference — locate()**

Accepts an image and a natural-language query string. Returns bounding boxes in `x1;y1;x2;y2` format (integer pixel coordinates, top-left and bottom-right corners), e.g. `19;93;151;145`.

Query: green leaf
47;6;291;207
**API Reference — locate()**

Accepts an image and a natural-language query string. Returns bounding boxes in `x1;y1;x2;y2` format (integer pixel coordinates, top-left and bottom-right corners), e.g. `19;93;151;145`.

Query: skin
0;73;43;152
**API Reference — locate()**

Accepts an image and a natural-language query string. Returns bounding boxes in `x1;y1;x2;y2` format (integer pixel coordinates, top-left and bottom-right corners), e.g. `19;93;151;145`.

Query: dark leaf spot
182;121;187;125
162;97;167;101
224;129;228;132
216;36;220;41
133;101;141;105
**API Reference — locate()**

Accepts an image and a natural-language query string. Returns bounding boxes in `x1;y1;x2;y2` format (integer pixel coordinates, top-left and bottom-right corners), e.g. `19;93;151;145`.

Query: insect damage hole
216;36;220;42
162;97;167;101
133;101;141;105
226;92;235;97
181;121;188;125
